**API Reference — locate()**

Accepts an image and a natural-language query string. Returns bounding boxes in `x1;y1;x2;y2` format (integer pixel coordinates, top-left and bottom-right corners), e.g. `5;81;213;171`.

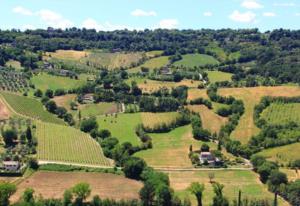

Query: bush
80;117;98;133
123;157;146;180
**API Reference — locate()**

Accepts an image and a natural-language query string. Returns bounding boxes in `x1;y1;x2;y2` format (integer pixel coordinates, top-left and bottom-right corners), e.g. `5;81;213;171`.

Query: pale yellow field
218;86;300;143
45;50;89;60
141;112;180;128
280;168;300;181
187;105;228;134
188;88;209;100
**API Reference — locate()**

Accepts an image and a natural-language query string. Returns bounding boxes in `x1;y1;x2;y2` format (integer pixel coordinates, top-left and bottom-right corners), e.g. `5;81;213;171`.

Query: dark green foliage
123;157;146;180
2;129;18;147
34;89;43;97
80;117;98;133
0;183;17;206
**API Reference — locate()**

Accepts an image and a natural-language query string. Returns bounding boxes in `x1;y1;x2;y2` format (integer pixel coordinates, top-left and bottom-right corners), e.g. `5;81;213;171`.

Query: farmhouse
160;66;172;75
199;152;221;166
82;94;94;103
1;161;20;172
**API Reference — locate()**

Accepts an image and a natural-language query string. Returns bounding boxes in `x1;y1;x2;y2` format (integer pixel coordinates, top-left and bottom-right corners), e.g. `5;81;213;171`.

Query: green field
168;170;286;206
97;113;142;145
145;50;164;58
80;102;119;118
141;112;180;129
36;121;112;166
129;56;170;73
206;71;233;83
205;43;227;61
0;92;64;124
31;73;86;92
261;103;300;125
257;142;300;166
173;54;219;67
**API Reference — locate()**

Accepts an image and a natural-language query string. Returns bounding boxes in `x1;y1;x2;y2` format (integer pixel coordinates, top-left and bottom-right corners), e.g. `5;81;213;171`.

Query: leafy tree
80;117;98;133
268;170;288;192
140;183;155;206
2;129;18;147
201;143;210;152
212;182;229;206
28;158;39;170
0;183;17;206
123;157;146;180
156;184;173;206
45;100;57;113
26;126;32;143
63;189;73;206
72;183;91;205
45;89;54;98
34;89;43;97
22;188;35;203
188;182;205;206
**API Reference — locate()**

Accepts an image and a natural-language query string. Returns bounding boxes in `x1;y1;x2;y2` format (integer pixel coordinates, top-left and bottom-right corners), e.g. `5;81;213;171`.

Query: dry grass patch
218;86;300;143
188;88;208;100
11;171;142;202
0;97;11;120
141;112;180;128
45;50;89;60
280;168;300;181
187;105;228;134
53;94;77;111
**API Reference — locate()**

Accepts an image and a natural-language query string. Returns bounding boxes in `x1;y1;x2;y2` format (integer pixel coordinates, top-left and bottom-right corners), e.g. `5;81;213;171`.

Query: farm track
153;167;253;172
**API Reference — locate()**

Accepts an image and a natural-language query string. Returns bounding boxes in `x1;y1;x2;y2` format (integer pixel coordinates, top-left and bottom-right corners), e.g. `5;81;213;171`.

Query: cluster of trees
251;155;300;206
191;113;211;141
190;97;212;109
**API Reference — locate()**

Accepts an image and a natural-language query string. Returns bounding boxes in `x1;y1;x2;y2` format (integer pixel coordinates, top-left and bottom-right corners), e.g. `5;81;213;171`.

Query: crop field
0;92;65;124
80;102;119;118
97;113;142;145
167;170;288;206
280;169;300;181
127;78;201;93
218;86;300;144
141;112;180;128
31;73;86;92
187;105;228;134
0;97;10;120
36;121;112;166
129;56;169;73
10;171;142;202
256;142;300;166
261;103;300;125
206;71;233;83
173;54;219;67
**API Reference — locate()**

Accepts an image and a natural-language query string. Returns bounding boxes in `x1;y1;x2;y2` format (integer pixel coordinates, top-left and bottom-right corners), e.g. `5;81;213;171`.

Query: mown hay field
206;71;233;83
256;142;300;166
0;97;10;120
53;94;77;111
97;113;142;146
45;50;88;60
11;171;142;202
129;56;169;73
173;54;219;67
31;73;86;92
36;122;112;166
261;103;300;125
187;105;228;134
141;112;180;128
79;102;119;118
218;86;300;144
145;50;164;58
188;88;209;100
127;78;201;93
0;92;65;125
167;170;288;206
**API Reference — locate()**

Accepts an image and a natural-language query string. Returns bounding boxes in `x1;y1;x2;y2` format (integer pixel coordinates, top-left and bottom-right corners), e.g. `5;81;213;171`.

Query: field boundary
38;160;115;169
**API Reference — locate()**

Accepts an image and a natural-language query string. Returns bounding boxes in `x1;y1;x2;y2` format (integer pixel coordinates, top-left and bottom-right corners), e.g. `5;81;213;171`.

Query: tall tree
188;182;205;206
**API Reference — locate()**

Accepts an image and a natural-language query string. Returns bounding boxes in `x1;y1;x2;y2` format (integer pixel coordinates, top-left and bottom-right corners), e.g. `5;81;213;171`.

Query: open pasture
145;50;164;58
167;170;287;206
188;88;209;100
256;142;300;166
11;171;142;202
173;54;219;67
206;71;233;83
80;102;119;118
205;43;227;61
187;105;228;134
97;113;142;146
53;94;77;111
0;92;65;124
218;86;300;144
129;56;169;73
36;122;112;166
45;50;88;60
31;73;86;92
261;103;300;125
141;112;180;128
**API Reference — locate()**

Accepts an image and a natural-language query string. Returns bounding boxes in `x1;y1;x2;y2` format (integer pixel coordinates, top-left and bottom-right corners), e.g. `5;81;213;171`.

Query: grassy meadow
141;112;180;128
31;73;86;92
36;122;112;166
206;71;233;83
261;103;300;125
97;113;142;145
167;170;287;206
257;142;300;165
79;102;119;118
129;56;170;73
173;54;219;67
0;92;65;124
5;60;24;71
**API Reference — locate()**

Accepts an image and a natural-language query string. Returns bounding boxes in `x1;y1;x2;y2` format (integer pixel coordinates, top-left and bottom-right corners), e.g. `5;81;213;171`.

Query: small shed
2;161;20;172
